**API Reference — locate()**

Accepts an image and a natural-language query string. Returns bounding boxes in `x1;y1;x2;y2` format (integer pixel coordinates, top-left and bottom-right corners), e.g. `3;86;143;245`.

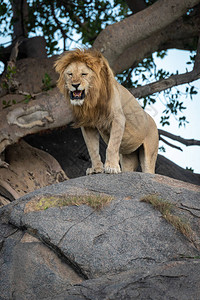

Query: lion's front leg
81;127;104;175
104;114;125;174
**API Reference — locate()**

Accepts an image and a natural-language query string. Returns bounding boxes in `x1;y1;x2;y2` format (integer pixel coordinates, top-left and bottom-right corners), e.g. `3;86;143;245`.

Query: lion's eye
82;73;88;76
68;73;72;77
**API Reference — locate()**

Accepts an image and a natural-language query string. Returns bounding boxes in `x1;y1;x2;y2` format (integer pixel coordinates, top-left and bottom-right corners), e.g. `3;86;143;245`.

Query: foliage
1;65;17;90
186;167;194;172
0;1;12;38
42;73;52;91
6;65;16;78
0;0;130;55
2;98;17;109
2;93;32;109
159;146;166;153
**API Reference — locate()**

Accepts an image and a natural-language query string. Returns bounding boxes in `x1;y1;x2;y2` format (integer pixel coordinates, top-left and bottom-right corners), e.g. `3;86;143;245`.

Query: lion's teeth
73;91;82;97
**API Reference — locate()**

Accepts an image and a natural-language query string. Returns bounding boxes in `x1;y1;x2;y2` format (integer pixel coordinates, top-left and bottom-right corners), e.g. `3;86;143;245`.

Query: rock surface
0;172;200;299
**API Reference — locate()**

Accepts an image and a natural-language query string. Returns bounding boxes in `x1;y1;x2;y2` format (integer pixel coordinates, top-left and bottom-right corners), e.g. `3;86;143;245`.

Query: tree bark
0;88;74;166
125;0;147;13
12;0;29;40
0;140;68;202
113;12;200;74
93;0;200;67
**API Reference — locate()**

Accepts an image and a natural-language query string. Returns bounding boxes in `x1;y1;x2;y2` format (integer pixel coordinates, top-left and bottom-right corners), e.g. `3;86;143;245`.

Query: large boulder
0;172;200;299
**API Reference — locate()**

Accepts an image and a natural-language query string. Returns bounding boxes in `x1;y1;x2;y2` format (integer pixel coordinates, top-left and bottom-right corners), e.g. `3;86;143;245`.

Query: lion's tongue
73;91;82;97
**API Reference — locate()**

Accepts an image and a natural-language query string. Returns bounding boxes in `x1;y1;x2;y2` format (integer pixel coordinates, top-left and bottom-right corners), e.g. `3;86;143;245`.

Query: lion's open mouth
70;90;85;100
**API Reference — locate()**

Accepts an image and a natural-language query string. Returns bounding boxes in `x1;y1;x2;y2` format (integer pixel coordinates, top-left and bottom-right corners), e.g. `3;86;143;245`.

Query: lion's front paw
104;162;121;174
86;166;104;175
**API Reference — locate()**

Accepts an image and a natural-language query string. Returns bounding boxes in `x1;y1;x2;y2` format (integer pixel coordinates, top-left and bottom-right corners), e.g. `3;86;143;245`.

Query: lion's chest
98;121;146;154
72;101;112;129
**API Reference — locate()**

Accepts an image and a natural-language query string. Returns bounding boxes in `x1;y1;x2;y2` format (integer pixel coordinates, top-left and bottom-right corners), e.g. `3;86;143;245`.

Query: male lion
55;49;159;174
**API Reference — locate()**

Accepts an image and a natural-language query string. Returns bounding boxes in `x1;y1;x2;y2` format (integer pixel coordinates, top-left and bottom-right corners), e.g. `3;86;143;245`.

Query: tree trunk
12;0;29;40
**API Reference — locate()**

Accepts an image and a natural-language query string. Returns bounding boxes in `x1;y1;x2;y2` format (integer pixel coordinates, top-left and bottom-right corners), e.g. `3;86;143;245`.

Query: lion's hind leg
139;139;158;174
120;152;139;172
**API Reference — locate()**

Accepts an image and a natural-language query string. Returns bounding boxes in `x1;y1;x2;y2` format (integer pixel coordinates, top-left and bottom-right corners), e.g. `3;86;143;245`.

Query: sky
148;50;200;173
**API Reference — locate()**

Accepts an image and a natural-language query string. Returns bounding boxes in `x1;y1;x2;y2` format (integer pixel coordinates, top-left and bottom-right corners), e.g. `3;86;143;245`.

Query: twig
0;38;23;96
7;38;23;69
194;34;200;70
17;90;42;98
159;136;183;151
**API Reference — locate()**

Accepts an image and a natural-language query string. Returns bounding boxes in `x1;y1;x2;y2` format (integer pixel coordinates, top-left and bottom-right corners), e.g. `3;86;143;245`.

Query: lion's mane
55;49;114;127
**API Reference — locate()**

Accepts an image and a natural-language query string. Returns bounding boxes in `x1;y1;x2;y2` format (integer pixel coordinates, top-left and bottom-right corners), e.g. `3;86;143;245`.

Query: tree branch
0;88;74;166
159;129;200;147
112;11;200;74
50;3;68;50
159;136;183;151
93;0;200;67
130;35;200;98
125;0;147;13
11;0;29;39
130;69;200;99
0;39;23;98
8;39;22;68
194;32;200;69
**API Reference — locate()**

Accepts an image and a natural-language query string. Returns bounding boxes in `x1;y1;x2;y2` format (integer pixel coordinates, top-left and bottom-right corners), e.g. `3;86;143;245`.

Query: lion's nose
72;83;80;89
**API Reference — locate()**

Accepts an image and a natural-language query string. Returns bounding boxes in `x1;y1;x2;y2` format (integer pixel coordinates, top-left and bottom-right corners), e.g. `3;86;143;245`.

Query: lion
55;49;159;175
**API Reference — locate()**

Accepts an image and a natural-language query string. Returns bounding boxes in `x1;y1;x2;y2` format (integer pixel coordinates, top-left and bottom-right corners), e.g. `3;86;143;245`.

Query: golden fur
55;49;113;127
55;49;159;174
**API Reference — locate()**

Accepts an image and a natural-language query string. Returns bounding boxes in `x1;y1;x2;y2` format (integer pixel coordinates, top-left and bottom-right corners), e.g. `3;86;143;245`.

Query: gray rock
1;172;200;299
0;211;82;300
43;260;200;300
